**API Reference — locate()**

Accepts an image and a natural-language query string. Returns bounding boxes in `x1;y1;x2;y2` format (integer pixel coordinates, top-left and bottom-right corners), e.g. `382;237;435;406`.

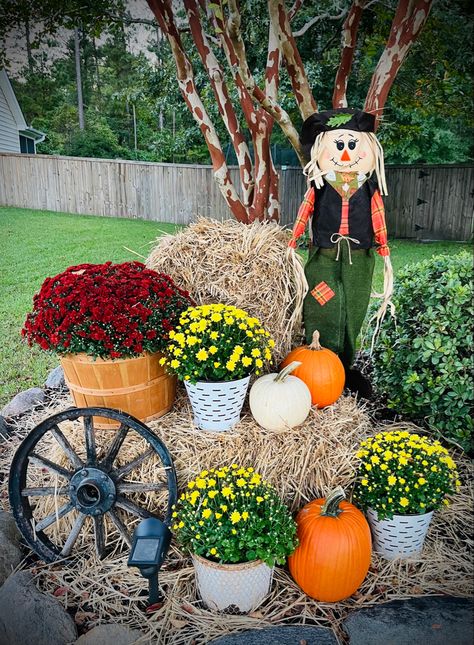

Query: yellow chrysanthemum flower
399;497;409;508
230;511;241;524
196;348;208;361
202;508;212;519
222;487;232;498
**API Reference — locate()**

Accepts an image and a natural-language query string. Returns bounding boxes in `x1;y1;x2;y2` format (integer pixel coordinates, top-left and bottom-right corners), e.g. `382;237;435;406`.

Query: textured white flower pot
184;376;250;432
192;554;274;612
367;507;434;559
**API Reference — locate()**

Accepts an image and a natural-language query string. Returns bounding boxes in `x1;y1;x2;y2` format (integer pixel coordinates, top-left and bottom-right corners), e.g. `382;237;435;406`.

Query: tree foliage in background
2;1;473;218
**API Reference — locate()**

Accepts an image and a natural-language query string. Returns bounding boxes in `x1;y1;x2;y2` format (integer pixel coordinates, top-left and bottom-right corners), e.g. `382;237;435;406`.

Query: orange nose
341;149;351;162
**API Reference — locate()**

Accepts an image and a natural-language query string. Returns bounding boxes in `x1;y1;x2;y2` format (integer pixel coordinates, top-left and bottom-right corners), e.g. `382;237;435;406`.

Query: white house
0;69;45;153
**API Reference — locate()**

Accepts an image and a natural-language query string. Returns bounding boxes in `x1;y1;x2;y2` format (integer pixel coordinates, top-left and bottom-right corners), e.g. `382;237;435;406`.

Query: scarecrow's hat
300;108;375;160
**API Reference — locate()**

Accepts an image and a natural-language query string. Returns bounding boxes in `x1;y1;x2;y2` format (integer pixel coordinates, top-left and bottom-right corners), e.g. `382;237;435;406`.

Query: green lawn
1;206;471;409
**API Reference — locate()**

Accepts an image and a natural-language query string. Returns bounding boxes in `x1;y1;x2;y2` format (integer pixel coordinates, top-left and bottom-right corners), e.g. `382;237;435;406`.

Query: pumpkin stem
274;361;302;382
308;330;322;351
321;486;346;517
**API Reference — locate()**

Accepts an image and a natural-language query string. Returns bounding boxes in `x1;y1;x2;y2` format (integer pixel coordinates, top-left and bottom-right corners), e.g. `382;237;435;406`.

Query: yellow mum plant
172;465;297;566
160;304;274;383
353;430;460;520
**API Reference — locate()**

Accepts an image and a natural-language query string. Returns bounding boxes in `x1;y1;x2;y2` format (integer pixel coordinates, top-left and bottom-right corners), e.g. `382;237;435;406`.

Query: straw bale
146;218;307;364
0;392;472;644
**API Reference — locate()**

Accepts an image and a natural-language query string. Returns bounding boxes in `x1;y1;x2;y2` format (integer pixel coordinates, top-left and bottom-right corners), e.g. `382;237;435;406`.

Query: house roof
0;69;45;142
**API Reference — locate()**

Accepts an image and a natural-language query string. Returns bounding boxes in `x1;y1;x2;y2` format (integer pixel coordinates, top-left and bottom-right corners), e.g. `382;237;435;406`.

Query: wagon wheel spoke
113;448;154;480
50;425;83;469
101;423;129;471
117;481;168;494
115;495;155;519
22;486;69;497
34;502;74;532
107;509;132;547
28;453;73;480
93;515;106;559
60;513;87;557
83;416;97;465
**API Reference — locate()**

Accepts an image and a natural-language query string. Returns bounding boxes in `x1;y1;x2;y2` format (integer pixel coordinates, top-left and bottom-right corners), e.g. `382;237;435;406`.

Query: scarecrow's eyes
335;141;345;151
348;140;357;150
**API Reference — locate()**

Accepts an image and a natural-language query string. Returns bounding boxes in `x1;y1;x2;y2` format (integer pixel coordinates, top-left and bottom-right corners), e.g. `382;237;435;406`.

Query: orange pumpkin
281;330;345;407
288;487;371;602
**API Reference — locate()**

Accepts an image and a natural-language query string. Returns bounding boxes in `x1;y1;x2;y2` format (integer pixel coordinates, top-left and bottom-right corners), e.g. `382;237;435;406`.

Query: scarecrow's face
318;129;375;174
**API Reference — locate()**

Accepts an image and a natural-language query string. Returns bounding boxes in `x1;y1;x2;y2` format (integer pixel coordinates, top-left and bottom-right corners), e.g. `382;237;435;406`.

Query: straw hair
303;131;388;196
146;217;308;365
1;393;471;644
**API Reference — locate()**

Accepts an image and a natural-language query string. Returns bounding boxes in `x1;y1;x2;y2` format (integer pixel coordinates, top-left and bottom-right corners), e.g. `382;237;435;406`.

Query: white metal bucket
192;554;274;612
367;507;434;559
184;376;250;432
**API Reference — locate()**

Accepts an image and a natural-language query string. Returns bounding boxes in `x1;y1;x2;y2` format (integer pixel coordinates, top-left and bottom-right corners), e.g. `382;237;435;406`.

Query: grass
1;206;471;409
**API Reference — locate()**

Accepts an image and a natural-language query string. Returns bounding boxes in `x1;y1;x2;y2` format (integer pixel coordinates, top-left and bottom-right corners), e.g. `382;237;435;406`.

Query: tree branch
224;0;305;165
184;0;254;205
293;6;348;38
364;0;433;127
268;0;317;121
146;0;249;222
332;0;367;108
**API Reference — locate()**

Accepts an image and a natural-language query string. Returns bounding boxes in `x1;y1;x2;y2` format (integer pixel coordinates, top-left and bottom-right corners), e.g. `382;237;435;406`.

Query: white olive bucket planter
367;507;434;559
184;376;250;432
192;554;274;612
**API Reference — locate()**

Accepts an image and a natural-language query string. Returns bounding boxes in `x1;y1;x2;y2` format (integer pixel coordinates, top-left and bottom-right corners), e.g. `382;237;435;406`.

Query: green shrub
369;252;473;453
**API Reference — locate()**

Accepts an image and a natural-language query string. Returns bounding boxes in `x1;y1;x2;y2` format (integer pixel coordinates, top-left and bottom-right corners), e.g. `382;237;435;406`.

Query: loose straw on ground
1;392;472;644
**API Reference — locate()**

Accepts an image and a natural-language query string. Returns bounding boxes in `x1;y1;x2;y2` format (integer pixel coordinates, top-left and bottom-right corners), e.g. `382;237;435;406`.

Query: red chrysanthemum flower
22;262;193;359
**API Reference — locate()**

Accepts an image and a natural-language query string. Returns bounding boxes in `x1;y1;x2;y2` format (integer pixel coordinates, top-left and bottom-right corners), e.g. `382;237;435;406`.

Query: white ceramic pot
367;507;434;559
192;554;274;612
184;376;250;432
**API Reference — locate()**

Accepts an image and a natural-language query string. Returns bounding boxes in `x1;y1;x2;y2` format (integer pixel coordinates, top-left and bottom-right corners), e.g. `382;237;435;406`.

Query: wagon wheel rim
9;407;177;563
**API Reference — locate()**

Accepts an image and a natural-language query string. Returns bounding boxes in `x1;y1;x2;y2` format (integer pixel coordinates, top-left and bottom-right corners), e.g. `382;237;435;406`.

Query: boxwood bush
369;252;473;453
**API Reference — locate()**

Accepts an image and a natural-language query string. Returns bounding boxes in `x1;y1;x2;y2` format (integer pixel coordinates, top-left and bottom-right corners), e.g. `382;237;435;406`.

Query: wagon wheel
9;407;177;563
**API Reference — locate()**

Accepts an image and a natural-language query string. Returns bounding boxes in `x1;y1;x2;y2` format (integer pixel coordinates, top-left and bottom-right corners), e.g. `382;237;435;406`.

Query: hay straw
146;218;307;364
1;392;472;644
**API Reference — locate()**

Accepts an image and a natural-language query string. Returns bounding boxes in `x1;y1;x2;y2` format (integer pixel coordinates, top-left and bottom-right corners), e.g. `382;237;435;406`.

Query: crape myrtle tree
144;0;432;222
1;0;433;222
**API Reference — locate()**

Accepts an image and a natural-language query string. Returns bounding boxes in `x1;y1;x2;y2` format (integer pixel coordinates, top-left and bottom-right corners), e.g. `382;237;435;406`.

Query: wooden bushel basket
60;352;176;428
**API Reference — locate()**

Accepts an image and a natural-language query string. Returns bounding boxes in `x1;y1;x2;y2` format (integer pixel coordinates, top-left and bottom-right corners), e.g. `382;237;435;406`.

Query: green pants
303;245;375;367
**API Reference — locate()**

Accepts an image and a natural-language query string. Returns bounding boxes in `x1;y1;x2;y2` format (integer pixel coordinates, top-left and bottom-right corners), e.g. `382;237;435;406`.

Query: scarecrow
288;108;393;395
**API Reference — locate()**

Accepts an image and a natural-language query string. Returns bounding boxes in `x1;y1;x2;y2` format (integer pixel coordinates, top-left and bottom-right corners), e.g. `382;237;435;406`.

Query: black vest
311;176;378;250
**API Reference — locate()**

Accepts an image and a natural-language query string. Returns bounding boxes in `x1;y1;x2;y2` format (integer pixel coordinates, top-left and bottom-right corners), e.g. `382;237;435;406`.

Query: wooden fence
0;153;472;240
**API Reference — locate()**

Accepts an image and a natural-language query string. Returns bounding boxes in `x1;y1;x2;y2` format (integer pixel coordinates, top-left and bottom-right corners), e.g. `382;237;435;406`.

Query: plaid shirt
288;184;390;257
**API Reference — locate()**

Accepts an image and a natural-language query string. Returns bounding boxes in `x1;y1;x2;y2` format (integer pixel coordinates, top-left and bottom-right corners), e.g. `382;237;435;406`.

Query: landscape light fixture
127;517;172;607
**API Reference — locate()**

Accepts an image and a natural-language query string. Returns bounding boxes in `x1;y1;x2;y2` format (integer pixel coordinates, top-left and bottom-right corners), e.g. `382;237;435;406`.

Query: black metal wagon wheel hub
9;407;177;563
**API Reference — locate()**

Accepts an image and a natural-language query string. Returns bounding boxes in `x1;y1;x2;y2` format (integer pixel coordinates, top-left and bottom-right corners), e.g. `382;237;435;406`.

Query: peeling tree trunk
145;0;433;223
364;0;433;126
333;0;367;108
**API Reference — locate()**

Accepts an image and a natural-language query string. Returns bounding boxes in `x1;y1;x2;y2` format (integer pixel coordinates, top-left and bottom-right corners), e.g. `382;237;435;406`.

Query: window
19;135;35;154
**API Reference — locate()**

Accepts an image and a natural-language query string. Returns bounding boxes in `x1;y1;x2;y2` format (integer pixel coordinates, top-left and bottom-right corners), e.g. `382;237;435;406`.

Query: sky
4;0;159;78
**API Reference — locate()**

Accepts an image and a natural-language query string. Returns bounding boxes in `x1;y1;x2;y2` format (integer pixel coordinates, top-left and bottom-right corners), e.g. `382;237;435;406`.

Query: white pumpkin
249;361;312;431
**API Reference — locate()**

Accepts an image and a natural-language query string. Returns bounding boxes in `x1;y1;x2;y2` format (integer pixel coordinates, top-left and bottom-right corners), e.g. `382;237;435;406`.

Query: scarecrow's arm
371;189;390;257
288;187;315;248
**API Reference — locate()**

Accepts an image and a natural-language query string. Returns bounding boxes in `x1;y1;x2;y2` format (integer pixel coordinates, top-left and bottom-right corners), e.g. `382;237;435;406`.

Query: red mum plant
22;262;193;360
